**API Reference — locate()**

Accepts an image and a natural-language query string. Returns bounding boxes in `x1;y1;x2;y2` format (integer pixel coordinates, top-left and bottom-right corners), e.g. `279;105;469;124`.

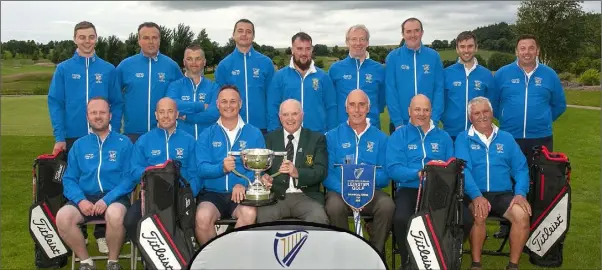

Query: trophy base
240;193;277;207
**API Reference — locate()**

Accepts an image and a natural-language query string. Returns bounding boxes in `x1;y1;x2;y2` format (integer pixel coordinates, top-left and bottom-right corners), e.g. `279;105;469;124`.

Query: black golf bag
405;158;465;270
137;160;196;270
526;146;571;267
29;151;70;269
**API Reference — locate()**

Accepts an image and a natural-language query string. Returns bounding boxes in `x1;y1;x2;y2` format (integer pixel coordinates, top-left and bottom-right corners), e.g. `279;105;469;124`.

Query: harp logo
273;230;309;268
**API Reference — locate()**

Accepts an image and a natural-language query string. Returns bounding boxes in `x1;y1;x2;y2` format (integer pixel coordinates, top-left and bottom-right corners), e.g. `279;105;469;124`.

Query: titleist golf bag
405;158;465;270
526;146;571;267
29;151;70;269
137;160;196;270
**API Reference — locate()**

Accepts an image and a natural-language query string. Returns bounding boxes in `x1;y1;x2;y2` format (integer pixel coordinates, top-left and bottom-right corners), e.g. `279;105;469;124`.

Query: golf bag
406;158;465;270
29;151;70;269
526;146;571;267
137;160;196;270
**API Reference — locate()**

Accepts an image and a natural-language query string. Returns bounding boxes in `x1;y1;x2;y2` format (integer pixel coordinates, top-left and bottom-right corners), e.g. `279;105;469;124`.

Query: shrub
315;59;325;68
579;69;600;86
487;52;515;71
443;60;455;68
474;54;487;68
558;72;574;82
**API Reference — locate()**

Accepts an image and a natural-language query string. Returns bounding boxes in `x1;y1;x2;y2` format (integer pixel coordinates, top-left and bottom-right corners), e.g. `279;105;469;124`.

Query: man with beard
122;97;200;246
385;18;444;134
329;25;386;130
116;22;184;143
489;35;566;239
442;31;494;141
48;20;124;254
386;94;454;268
256;99;329;224
194;85;264;246
267;32;337;134
55;97;134;270
167;44;220;140
456;97;531;270
215;19;275;134
323;89;394;255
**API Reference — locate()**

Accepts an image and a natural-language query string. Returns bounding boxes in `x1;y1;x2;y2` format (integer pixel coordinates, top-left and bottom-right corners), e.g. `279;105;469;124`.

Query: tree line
0;1;599;76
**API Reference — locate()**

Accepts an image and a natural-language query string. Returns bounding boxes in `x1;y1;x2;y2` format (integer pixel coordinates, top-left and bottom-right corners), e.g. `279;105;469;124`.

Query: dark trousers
126;133;142;144
66;138;106;239
124;200;143;245
393;187;419;265
515;135;554;166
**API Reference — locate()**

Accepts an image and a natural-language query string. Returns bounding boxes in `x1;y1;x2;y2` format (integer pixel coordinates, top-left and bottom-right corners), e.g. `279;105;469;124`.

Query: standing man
328;24;385;130
167;44;220;140
122;97;200;246
385;17;444;133
489;34;567;238
214;19;275;134
116;22;184;143
48;20;123;254
267;32;337;134
442;31;494;141
257;99;329;224
55;97;133;270
456;97;531;270
194;85;264;246
323;89;394;255
386;94;454;268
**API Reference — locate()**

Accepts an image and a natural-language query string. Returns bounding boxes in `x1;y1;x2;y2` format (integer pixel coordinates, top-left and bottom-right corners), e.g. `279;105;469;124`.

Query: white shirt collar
284;127;302;143
347;118;371;138
458;57;478;76
410;119;435;133
468;124;499;147
217;115;245;131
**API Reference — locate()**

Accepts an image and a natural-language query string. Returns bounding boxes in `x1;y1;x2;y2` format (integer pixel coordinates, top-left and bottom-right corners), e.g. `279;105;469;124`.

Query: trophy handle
230;169;254;186
269;172;282;178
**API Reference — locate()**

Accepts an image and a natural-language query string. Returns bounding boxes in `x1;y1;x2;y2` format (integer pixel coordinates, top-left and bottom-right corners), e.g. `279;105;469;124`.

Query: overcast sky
2;1;600;48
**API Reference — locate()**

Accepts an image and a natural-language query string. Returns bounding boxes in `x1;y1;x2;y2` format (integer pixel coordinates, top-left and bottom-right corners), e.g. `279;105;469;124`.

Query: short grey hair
345;24;370;42
279;99;302;114
467;96;493;116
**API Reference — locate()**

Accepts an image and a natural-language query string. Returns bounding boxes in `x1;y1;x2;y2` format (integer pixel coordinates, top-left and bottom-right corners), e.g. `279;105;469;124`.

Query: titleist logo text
142;231;174;270
410;230;433;270
32;218;61;255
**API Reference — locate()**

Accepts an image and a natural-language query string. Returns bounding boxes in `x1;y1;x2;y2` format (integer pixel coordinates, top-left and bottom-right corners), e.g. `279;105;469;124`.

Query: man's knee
373;194;395;217
195;203;219;229
305;208;329;224
56;205;82;229
235;205;257;221
507;204;530;231
324;192;347;216
105;203;126;226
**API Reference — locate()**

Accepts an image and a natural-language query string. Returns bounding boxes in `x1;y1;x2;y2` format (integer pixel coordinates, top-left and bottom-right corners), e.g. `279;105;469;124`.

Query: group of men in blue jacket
47;15;567;270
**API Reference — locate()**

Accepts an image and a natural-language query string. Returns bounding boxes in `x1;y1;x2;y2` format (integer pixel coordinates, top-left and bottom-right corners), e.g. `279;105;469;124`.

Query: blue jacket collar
72;50;97;64
514;57;540;73
233;46;256;57
401;42;424;54
139;50;161;62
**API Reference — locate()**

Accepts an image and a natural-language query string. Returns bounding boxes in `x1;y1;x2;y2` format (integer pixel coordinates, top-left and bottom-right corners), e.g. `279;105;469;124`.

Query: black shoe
494;223;510;239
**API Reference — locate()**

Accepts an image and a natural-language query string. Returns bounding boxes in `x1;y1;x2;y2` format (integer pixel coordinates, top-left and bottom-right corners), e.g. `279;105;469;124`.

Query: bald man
323;89;394;254
257;99;329;224
122;97;200;246
386;94;454;267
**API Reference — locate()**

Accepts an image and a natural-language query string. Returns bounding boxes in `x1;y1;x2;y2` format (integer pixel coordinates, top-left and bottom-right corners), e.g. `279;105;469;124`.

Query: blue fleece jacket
386;121;453;189
267;60;337;133
214;47;275;130
166;76;220;139
195;118;266;193
48;52;124;142
442;61;494;137
324;121;389;194
62;131;134;205
116;52;184;135
490;60;567;139
127;127;200;196
454;125;530;199
328;56;386;130
385;44;444;127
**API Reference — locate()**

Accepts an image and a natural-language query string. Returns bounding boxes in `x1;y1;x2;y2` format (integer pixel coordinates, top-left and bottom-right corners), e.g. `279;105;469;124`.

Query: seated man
323;89;394;254
55;97;134;270
194;85;265;245
257;99;329;224
123;97;200;246
456;96;531;270
386;94;454;268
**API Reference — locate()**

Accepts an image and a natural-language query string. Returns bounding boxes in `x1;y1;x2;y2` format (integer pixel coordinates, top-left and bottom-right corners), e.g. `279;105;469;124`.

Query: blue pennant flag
340;164;376;210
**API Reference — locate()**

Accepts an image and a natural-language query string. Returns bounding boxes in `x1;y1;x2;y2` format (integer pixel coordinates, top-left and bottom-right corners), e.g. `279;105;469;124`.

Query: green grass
1;96;600;269
564;89;601;107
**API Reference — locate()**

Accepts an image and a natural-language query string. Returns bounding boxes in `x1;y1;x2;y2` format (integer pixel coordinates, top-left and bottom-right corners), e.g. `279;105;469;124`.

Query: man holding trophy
323;89;394;255
257;99;329;224
194;85;266;246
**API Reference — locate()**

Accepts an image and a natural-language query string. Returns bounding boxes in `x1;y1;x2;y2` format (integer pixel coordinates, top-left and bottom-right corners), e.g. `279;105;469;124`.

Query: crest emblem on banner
340;164;376;210
312;78;319;90
273;230;309;268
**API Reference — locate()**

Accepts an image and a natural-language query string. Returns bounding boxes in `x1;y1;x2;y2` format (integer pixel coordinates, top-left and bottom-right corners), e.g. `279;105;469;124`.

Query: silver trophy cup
228;149;287;206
